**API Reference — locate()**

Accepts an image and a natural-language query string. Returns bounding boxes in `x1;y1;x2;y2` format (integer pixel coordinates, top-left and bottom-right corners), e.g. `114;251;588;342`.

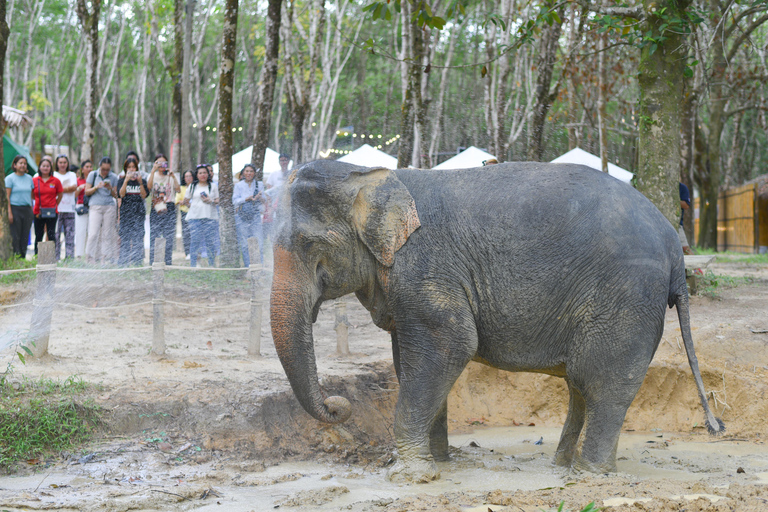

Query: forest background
1;0;767;259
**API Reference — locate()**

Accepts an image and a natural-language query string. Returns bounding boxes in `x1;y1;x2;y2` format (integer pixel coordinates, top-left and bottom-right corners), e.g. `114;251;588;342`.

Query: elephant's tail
672;289;725;435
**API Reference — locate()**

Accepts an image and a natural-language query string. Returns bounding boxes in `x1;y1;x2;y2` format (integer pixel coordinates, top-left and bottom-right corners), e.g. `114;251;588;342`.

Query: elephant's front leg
392;331;449;463
386;316;477;483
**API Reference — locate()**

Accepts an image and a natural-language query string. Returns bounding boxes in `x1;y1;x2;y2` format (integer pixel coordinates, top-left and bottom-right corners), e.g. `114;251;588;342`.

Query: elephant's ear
347;168;420;267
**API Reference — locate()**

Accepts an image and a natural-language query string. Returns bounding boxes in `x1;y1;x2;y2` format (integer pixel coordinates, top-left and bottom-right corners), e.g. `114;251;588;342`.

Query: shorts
678;225;690;247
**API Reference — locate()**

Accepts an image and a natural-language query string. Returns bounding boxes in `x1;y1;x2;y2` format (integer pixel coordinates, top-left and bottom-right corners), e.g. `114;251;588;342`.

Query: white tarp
433;146;496;170
337;143;398;169
551;147;634;184
212;146;291;182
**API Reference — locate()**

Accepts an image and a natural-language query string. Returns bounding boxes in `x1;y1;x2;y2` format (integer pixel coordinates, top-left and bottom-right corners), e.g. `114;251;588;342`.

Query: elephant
269;160;724;483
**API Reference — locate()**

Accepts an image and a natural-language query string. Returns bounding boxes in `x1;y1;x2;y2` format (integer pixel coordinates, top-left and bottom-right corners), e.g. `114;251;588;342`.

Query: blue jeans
235;213;263;266
189;218;217;267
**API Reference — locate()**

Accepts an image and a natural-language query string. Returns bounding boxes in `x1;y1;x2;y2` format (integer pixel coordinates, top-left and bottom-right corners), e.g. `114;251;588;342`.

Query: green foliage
0;377;100;471
698;270;755;298
0;256;36;285
540;501;601;512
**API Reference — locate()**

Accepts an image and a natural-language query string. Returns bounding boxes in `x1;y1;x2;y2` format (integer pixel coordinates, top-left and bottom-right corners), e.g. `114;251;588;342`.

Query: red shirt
33;175;63;215
77;177;86;204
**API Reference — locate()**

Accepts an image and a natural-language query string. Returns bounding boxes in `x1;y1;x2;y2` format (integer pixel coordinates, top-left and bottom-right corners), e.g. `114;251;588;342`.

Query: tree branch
726;12;768;62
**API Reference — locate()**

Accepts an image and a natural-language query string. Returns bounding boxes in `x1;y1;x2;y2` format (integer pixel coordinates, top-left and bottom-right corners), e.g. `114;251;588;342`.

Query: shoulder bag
37;179;57;219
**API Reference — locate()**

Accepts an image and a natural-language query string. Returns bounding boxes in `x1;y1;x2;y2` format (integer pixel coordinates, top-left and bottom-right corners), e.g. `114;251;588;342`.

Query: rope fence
2;237;351;359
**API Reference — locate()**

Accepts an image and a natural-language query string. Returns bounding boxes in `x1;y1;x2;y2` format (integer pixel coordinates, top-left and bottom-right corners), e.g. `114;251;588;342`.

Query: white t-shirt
266;170;288;190
54;171;78;213
184;182;219;220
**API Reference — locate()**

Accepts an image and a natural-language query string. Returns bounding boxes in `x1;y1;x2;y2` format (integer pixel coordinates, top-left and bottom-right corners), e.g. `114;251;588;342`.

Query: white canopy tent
212;146;291;182
337;143;398;169
433;146;496;170
551;148;634;184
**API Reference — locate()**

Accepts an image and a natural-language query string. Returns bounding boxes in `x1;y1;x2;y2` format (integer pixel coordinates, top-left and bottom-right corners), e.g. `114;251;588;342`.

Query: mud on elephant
269;160;724;482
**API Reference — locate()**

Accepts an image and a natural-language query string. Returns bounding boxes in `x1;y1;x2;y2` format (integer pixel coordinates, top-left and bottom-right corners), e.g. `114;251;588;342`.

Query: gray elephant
269;160;723;482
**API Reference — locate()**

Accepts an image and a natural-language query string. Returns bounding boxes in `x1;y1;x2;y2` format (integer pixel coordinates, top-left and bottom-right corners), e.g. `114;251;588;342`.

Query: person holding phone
85;157;119;264
175;170;195;260
182;165;219;267
53;154;77;260
233;164;265;266
147;154;180;265
117;157;148;265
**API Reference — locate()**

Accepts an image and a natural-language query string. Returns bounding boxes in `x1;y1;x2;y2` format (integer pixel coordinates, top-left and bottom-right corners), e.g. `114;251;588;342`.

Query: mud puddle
1;427;766;511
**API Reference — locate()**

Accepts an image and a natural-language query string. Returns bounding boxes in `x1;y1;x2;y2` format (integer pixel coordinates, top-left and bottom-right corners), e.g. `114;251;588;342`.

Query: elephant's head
270;161;420;424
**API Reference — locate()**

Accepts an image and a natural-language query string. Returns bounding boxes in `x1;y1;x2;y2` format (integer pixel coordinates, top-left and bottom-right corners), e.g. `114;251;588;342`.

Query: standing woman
233;164;265;266
32;156;63;255
4;156;35;258
53;154;77;260
182;165;219;267
117;158;148;265
175;169;194;260
147;154;180;265
85;157;119;264
74;160;92;258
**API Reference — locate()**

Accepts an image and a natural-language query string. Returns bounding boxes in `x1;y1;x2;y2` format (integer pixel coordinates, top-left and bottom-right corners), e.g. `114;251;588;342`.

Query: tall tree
76;0;102;163
181;0;195;171
171;0;183;174
0;0;12;260
635;0;691;226
217;0;239;267
251;0;282;171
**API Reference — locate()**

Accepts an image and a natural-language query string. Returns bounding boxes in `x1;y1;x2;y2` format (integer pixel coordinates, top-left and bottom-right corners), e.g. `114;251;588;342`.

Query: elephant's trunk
270;245;352;424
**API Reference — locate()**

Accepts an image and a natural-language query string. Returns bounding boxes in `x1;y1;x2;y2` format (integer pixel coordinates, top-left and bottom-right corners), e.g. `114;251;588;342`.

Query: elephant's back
394;163;681;293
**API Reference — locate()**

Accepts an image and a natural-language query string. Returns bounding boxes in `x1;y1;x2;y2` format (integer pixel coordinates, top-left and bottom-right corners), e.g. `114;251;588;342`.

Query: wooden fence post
334;297;349;356
29;241;56;357
152;237;166;356
248;237;263;357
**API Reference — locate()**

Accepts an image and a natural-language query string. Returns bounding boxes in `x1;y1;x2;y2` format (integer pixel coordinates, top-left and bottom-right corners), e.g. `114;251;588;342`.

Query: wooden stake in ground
152;237;166;356
248;237;262;357
29;241;56;357
334;297;349;356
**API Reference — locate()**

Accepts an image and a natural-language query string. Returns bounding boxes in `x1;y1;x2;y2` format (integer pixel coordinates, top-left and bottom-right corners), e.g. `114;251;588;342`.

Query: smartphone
200;191;208;199
160;162;168;169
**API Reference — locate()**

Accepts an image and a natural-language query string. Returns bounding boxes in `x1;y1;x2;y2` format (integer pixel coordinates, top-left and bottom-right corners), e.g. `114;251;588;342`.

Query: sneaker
185;254;191;260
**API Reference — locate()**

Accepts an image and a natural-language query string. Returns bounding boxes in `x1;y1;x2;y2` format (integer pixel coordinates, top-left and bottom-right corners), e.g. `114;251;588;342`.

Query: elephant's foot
386;457;439;483
430;438;450;462
553;449;573;468
570;453;617;474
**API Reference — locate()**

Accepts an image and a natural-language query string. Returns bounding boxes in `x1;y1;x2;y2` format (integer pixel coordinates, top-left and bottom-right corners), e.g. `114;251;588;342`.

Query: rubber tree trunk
635;0;690;228
216;0;239;268
270;245;352;424
76;0;102;163
679;76;697;245
0;0;10;260
397;1;418;169
171;0;183;175
181;0;196;172
526;4;564;162
699;1;726;249
251;0;283;171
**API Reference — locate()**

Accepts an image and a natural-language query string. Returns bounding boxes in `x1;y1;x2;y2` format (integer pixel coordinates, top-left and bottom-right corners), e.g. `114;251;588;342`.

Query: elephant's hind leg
555;380;585;467
429;400;449;461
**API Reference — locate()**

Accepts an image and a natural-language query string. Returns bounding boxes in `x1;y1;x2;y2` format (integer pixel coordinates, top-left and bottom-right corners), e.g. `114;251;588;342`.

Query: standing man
263;153;291;243
679;182;693;255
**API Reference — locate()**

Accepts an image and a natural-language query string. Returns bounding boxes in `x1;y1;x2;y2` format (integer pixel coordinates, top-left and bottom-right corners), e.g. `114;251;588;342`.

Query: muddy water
1;427;766;511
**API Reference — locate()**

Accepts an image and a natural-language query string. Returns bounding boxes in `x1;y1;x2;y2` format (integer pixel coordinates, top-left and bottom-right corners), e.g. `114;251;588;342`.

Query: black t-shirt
118;177;148;217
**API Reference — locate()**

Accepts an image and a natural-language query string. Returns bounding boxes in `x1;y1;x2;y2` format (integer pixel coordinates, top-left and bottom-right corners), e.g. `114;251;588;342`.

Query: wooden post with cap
152;237;166;356
28;241;56;357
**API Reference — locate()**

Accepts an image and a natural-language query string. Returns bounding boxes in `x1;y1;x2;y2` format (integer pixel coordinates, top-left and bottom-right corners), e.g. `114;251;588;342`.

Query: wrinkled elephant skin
269;160;724;483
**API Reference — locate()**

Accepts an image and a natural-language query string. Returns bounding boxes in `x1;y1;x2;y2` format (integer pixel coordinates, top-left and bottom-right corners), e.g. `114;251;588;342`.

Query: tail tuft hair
706;417;725;435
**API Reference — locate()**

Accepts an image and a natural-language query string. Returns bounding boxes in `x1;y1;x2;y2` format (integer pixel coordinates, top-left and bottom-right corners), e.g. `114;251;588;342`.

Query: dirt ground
0;258;767;511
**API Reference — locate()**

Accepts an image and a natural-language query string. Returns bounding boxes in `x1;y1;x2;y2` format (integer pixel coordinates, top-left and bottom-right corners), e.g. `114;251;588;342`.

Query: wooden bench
683;255;716;296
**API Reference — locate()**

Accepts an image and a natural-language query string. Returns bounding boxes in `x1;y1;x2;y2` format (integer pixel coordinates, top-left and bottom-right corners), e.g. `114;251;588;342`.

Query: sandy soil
0;259;766;511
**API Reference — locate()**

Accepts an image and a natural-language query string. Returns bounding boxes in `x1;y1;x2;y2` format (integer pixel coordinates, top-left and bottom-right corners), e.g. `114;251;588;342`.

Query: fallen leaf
206;341;213;349
183;361;203;369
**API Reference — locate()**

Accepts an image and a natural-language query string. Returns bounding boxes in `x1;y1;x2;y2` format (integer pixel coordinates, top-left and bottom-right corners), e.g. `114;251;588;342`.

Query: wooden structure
694;180;767;254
